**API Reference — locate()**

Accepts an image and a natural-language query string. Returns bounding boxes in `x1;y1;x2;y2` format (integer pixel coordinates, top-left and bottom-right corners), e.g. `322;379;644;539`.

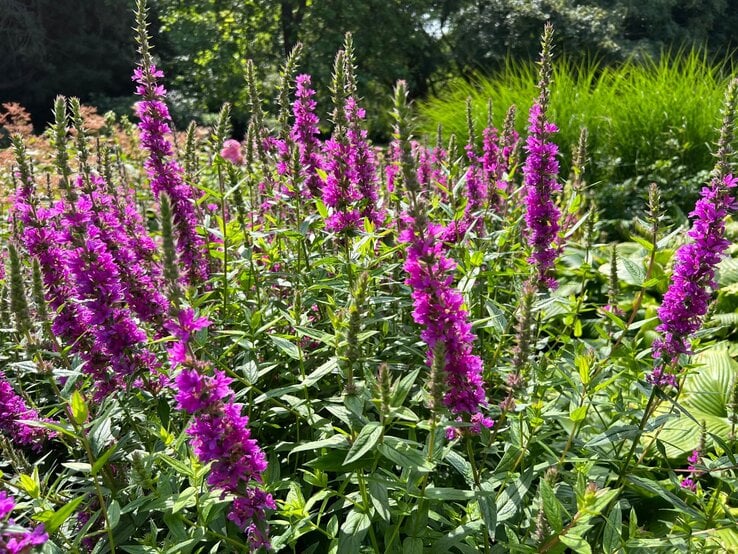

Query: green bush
419;50;733;224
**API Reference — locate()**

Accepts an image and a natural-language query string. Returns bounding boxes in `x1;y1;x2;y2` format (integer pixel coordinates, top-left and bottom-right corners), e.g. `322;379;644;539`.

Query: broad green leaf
423;487;475;501
650;345;738;457
344;423;382;465
603;504;623;554
70;390;88;425
560;534;592;554
338;509;370;554
368;479;390;523
378;443;433;472
539;479;563;533
34;495;84;534
171;487;198;514
108;500;121;529
269;335;301;359
290;435;349;456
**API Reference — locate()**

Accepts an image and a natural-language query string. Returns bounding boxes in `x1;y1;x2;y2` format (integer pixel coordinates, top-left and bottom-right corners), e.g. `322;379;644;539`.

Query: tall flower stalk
169;310;273;550
522;23;561;291
400;139;488;417
291;74;324;198
133;0;208;286
651;78;738;383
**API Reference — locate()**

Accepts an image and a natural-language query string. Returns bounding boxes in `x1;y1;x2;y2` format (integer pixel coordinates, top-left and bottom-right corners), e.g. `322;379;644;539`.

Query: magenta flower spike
132;63;208;285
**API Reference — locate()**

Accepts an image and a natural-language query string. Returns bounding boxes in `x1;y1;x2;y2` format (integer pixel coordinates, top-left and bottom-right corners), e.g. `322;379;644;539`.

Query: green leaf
34;495;84;534
344;423;382;465
368;479;390;523
559;534;592;554
423;487;476;501
171;487;198;514
403;537;423;554
539;479;563;533
108;500;121;529
70;390;88;425
338;509;370;554
378;443;433;472
92;443;118;476
290;435;350;456
570;405;588;423
391;369;420;408
603;504;622;554
269;335;301;359
496;468;534;523
62;462;92;473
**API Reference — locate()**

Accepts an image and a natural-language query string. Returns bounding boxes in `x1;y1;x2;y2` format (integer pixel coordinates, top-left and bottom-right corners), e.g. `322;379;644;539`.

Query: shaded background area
2;0;738;137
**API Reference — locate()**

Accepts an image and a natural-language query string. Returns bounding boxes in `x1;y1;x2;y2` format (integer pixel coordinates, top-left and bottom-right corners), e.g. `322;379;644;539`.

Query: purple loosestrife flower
60;195;158;387
680;448;702;492
291;74;324;198
345;97;383;227
480;125;501;204
133;64;208;285
400;219;487;415
522;102;561;290
169;309;273;550
322;95;383;233
164;307;211;366
651;174;738;376
523;26;561;291
81;175;168;323
462;142;487;231
0;491;48;554
0;372;53;449
322;135;361;233
385;140;402;193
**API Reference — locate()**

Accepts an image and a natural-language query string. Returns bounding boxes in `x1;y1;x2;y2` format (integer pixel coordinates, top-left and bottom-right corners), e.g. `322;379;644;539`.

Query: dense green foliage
4;0;738;134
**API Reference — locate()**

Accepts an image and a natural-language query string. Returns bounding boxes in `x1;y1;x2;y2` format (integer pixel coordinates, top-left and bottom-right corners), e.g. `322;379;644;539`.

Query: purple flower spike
133;63;208;285
401;220;487;415
652;174;738;371
522;102;561;290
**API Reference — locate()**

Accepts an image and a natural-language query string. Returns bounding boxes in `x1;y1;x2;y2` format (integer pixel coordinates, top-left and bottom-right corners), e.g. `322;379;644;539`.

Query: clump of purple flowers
169;310;274;550
0;490;48;553
401;218;488;415
0;372;53;449
680;448;702;492
650;173;738;378
322;95;383;233
522;25;561;291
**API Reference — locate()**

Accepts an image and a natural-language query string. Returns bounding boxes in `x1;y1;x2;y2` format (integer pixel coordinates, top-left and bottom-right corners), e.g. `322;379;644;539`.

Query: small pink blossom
221;139;244;165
